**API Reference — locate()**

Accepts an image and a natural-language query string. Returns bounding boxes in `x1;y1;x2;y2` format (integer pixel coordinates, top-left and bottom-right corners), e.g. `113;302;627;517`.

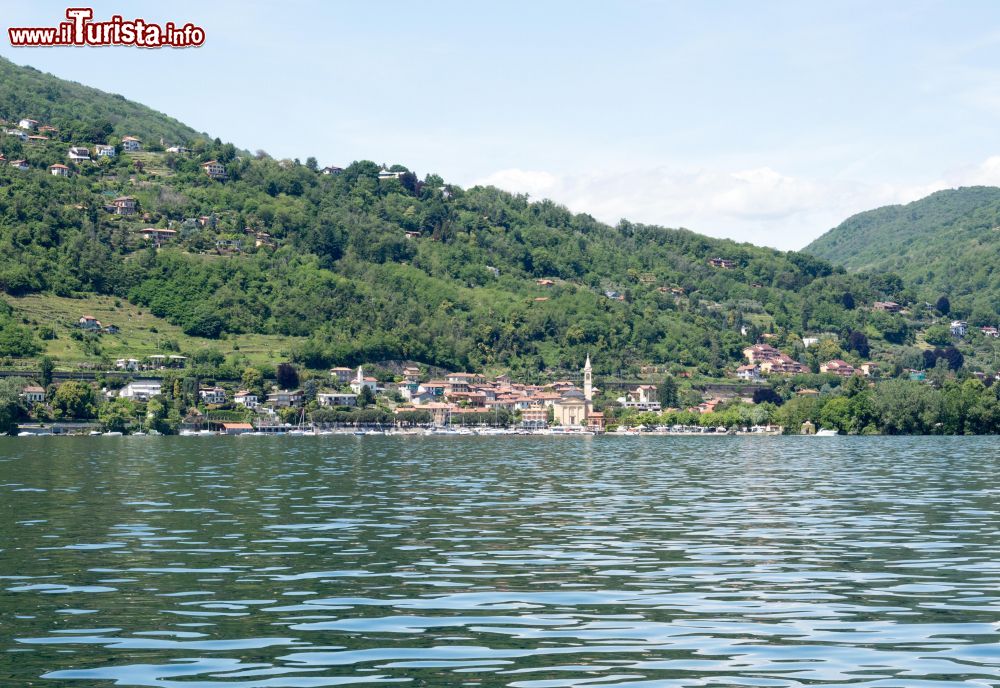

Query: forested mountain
0;59;202;147
0;58;987;380
805;187;1000;323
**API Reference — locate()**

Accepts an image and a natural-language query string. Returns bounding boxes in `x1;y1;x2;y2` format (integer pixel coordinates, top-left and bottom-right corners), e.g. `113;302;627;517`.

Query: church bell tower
583;354;592;402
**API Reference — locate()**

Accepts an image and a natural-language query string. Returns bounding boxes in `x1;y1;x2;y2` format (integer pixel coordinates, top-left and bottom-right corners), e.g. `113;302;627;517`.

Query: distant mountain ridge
804;186;1000;321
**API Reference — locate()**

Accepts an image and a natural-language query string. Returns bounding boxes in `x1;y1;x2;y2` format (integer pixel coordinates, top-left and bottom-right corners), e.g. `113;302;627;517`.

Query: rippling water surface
1;436;999;687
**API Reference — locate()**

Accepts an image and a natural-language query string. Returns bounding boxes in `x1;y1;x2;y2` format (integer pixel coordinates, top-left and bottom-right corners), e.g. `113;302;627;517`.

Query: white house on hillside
234;391;259;408
121;136;141;152
118;381;162;401
199;387;227;405
317;392;358;407
201;160;226;179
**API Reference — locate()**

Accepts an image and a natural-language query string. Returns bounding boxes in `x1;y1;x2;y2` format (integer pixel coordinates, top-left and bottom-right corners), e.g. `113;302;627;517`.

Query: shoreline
11;428;998;437
11;427;790;438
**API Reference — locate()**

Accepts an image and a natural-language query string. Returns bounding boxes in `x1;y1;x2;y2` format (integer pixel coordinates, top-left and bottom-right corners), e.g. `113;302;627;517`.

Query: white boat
814;428;839;436
542;427;595;436
103;431;123;437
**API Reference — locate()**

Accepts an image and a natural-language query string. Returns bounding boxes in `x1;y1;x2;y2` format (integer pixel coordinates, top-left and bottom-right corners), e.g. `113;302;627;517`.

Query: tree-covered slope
0;58;954;378
0;57;203;146
804;187;1000;322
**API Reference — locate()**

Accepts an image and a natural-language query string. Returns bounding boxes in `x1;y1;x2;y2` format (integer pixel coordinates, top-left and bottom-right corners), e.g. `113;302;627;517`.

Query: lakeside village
4;117;1000;437
13;335;999;436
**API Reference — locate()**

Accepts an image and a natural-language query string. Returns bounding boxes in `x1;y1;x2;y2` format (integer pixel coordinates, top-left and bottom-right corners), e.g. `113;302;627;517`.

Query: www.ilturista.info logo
9;8;205;48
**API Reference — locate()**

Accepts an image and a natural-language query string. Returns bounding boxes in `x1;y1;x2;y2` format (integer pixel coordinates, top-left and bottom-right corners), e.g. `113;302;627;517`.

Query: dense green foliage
0;58;201;146
805;187;1000;323
0;69;915;380
0;58;996;402
0;377;28;434
617;376;1000;435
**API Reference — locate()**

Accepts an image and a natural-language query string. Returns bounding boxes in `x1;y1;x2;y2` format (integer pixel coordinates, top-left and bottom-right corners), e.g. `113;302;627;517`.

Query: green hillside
804;187;1000;323
0;57;993;384
0;57;204;146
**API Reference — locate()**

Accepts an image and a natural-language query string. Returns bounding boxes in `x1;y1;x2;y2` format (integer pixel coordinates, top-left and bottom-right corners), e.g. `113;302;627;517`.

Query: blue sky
4;1;1000;249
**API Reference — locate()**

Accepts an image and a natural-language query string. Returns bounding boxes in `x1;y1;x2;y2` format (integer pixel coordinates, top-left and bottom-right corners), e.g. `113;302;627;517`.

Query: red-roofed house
220;422;253;435
820;360;856;377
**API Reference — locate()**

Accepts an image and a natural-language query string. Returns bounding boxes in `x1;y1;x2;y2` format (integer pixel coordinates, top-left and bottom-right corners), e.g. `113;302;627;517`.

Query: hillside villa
742;343;807;375
110;196;137;215
267;389;303;408
79;315;101;330
199;387;227;405
201;160;226;179
317;392;359;407
820;359;855;377
117;380;162;401
330;367;354;383
137;228;177;247
21;385;45;404
873;301;901;313
619;383;661;412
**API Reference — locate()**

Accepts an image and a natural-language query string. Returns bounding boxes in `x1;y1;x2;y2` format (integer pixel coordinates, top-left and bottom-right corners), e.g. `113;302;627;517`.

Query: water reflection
0;436;998;686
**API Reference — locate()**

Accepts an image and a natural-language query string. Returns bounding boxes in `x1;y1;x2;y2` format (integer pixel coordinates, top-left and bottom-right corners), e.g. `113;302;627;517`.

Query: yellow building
552;355;593;427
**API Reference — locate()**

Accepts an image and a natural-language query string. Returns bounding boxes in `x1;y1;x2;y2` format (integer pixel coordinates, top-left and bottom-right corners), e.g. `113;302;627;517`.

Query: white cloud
470;159;1000;251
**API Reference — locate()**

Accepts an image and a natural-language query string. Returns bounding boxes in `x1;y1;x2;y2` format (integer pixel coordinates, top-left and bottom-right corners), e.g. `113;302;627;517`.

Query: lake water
1;436;999;687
